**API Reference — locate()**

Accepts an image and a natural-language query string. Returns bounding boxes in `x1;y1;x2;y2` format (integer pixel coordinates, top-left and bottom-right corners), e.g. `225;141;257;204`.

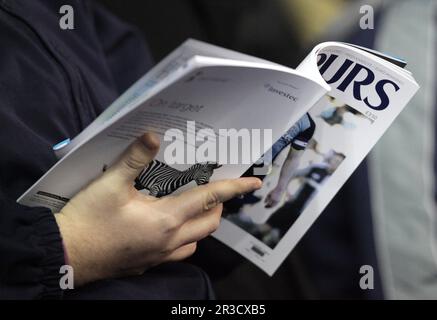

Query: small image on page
221;93;371;239
217;94;372;271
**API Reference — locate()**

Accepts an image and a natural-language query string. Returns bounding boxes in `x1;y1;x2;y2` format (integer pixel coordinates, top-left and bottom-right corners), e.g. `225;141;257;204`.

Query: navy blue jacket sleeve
0;199;65;299
0;0;153;299
0;4;67;299
90;1;154;93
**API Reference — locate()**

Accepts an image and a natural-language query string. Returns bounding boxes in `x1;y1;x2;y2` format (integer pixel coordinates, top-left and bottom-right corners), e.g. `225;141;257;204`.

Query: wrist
54;213;90;286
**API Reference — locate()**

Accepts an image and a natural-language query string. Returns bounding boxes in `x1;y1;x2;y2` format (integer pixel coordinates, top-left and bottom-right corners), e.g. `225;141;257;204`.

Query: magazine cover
213;44;419;275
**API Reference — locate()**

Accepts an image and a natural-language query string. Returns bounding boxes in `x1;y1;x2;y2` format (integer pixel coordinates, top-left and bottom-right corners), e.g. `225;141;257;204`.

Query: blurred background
99;0;437;299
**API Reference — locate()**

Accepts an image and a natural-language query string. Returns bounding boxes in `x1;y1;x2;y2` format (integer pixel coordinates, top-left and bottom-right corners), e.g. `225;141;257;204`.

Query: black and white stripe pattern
134;160;221;197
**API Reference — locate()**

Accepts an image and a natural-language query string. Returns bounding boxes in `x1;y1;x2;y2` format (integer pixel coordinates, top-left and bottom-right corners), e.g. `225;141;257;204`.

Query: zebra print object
134;160;221;197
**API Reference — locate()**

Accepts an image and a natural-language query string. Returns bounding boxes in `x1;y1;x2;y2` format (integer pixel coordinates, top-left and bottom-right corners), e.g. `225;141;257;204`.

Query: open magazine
17;39;419;275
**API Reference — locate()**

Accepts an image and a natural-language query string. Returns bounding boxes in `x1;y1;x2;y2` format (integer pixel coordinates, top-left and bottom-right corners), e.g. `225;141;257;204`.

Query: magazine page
56;39;283;158
214;43;419;275
18;55;327;212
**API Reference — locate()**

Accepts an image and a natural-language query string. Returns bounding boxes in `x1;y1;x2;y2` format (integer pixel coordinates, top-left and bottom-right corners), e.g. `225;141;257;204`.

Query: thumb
110;132;160;185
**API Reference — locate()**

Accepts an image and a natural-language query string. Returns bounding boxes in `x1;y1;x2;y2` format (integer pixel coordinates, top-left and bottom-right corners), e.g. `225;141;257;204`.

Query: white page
56;39;283;158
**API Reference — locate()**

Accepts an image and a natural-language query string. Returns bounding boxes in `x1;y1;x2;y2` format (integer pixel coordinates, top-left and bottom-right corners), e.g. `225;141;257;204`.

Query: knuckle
123;154;145;171
158;213;180;233
122;141;150;171
203;190;220;211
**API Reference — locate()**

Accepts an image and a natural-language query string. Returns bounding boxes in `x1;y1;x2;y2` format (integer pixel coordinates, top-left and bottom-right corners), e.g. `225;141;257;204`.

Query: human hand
55;133;261;286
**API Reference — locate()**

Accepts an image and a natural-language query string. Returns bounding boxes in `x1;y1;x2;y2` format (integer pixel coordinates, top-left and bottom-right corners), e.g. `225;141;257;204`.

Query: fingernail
141;132;160;150
252;178;262;189
239;177;262;189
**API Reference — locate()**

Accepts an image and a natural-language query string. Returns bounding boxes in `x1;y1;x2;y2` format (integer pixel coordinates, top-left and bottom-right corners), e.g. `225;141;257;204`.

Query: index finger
169;177;262;221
